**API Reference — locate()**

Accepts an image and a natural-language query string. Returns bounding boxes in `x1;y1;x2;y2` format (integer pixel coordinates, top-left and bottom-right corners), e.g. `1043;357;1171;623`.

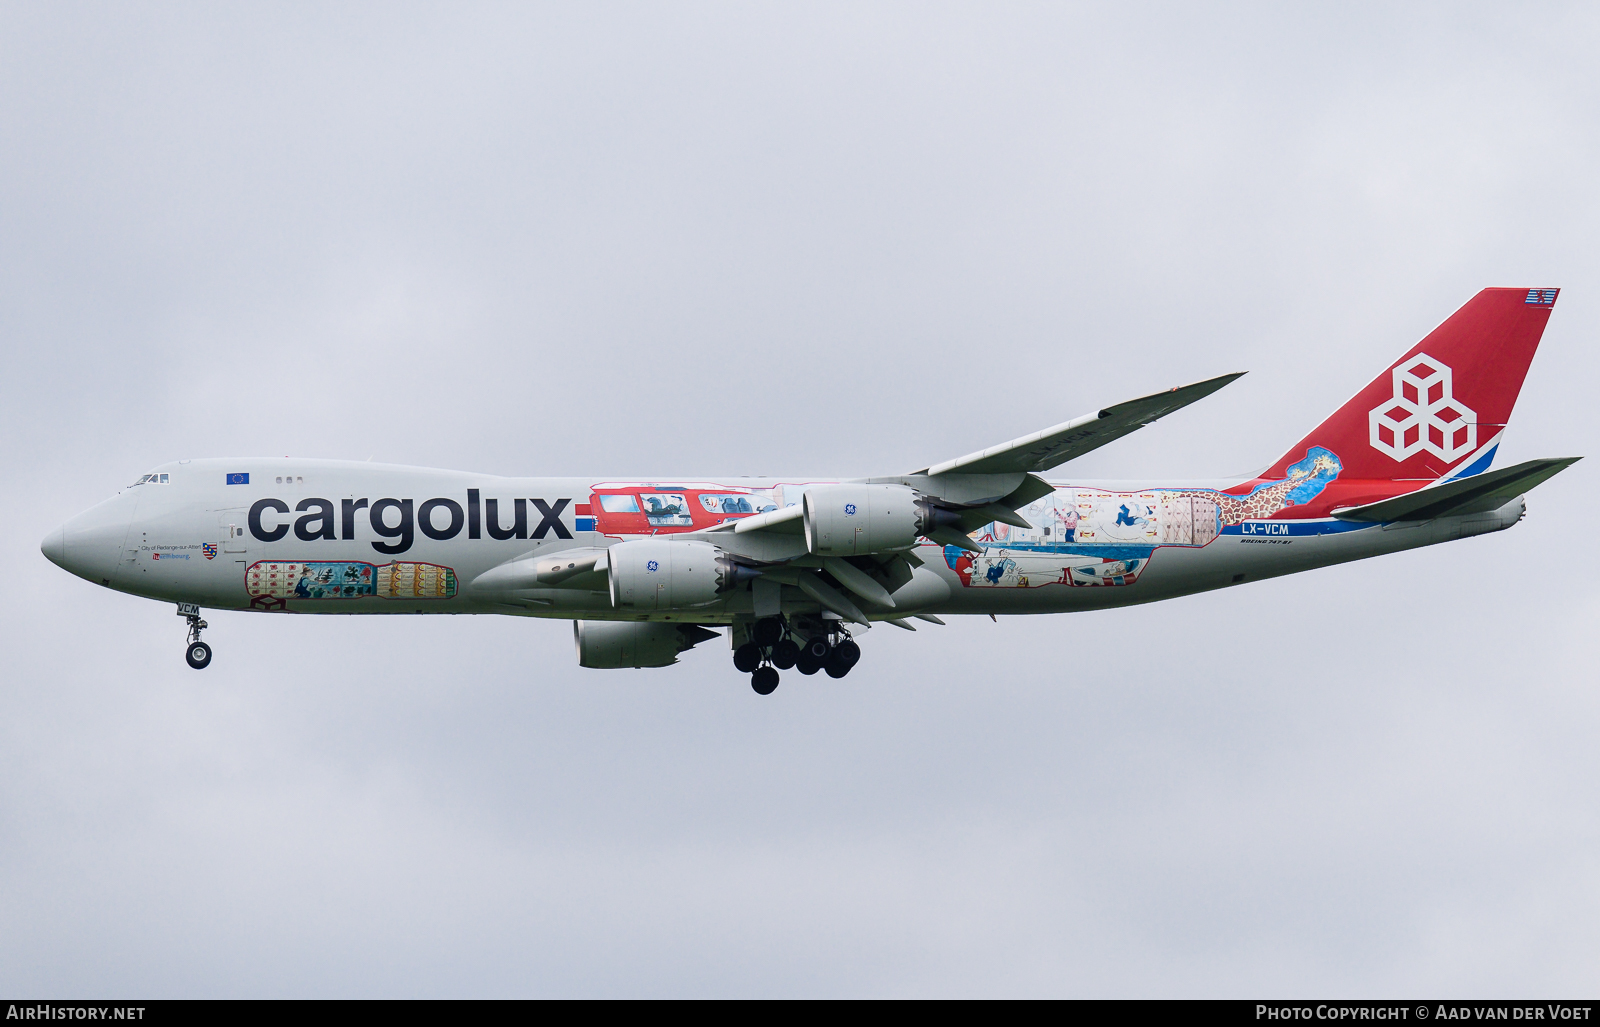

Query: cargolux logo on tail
1368;354;1476;463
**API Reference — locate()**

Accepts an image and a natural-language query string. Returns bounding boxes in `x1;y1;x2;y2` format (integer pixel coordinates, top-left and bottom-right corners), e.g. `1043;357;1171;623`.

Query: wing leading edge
916;372;1245;477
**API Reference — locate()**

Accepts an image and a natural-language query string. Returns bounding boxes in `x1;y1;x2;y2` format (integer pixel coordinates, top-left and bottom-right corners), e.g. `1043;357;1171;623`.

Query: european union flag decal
226;472;250;485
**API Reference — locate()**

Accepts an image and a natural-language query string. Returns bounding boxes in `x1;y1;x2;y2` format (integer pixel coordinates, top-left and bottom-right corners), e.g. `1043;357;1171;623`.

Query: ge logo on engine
844;503;857;516
646;560;659;572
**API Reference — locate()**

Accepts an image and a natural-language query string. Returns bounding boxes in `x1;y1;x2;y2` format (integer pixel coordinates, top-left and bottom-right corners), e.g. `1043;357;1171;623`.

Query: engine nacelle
574;620;716;669
803;484;923;557
607;538;750;611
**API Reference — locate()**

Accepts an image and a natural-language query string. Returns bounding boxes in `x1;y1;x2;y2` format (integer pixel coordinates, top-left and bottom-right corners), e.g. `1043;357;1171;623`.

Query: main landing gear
180;605;212;669
734;617;861;695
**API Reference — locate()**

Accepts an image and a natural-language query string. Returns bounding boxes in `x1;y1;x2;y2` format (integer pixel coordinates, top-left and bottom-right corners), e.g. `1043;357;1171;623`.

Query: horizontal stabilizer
921;372;1244;476
1333;458;1580;522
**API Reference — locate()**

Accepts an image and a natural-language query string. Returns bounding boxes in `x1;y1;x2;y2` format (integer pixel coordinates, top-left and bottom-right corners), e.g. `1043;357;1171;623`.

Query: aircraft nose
45;499;133;586
40;526;66;569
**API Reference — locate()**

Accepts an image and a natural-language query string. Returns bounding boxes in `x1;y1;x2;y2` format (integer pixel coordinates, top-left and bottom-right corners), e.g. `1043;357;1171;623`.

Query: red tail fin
1265;288;1559;482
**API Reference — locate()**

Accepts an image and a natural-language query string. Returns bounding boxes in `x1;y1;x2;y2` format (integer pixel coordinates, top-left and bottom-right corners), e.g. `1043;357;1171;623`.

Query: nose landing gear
179;604;211;669
186;639;212;669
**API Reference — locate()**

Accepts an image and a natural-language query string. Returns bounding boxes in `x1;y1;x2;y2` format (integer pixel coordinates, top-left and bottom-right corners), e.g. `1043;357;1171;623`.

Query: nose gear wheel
182;610;212;670
186;641;212;669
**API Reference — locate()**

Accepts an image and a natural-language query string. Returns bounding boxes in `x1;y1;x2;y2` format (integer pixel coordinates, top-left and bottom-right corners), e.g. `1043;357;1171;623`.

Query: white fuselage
43;457;1523;623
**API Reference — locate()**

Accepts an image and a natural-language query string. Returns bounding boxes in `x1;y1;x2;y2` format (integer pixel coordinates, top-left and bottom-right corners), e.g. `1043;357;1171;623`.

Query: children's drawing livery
40;288;1581;692
945;446;1343;588
246;560;458;600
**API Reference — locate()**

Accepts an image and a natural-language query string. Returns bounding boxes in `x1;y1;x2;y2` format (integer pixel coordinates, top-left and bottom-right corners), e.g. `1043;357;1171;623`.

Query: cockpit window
130;473;170;486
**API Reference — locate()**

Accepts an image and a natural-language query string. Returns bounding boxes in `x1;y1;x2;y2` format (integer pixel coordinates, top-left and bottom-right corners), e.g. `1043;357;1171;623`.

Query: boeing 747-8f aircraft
42;289;1579;694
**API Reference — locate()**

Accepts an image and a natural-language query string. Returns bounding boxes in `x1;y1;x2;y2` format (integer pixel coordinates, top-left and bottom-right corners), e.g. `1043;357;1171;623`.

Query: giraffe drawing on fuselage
1165;447;1343;526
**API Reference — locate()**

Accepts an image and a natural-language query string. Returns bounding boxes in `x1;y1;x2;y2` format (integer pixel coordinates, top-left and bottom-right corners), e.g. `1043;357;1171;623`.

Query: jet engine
574;620;720;669
803;483;947;557
607;538;755;611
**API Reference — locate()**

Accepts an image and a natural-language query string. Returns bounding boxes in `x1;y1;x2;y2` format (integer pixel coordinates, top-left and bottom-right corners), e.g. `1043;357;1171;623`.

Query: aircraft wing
1332;457;1581;522
917;372;1245;476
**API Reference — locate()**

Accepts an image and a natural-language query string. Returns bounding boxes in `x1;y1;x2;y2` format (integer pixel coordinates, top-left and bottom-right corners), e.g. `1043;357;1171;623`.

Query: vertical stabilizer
1264;288;1559;482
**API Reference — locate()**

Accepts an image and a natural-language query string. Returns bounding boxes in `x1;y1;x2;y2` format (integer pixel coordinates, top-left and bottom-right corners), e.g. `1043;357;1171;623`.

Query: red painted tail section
1265;288;1559;482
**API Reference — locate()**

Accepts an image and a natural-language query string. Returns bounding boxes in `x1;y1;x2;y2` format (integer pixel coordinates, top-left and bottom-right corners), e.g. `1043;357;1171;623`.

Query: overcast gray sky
3;2;1597;997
